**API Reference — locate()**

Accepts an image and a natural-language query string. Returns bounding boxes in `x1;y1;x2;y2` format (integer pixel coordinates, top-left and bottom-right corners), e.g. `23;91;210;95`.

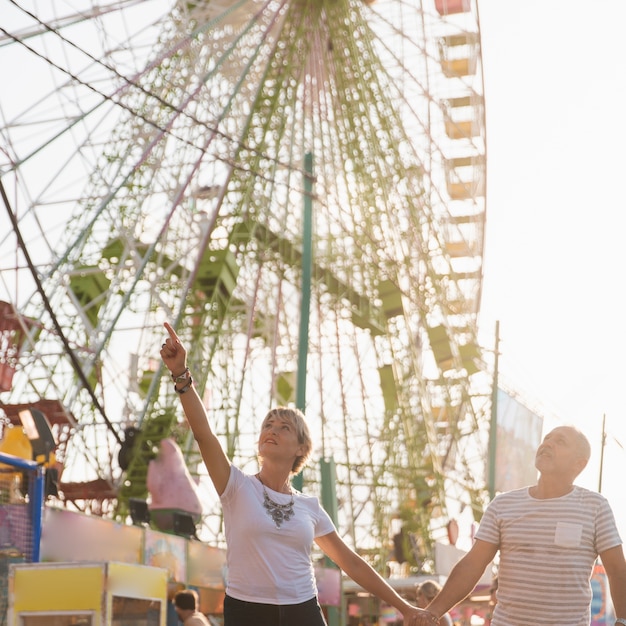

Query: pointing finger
164;321;180;343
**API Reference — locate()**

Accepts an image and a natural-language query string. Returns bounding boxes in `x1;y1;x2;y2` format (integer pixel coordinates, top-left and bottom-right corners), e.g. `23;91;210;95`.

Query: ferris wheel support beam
296;151;314;412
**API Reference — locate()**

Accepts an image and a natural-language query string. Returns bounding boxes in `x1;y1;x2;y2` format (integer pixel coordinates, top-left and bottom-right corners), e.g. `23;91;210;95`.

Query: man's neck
529;478;575;499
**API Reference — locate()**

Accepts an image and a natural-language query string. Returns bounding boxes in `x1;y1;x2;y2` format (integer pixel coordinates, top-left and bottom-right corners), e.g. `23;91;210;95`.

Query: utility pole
488;320;500;500
598;413;606;493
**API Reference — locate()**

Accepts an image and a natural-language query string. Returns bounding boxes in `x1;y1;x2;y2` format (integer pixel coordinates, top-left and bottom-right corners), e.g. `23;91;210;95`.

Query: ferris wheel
0;0;489;567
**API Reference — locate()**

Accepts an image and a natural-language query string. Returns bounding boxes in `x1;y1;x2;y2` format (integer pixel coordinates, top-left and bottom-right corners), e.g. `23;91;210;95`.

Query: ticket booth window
112;597;161;626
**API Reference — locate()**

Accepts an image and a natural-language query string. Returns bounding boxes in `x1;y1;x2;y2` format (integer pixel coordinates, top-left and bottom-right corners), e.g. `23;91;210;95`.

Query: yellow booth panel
11;563;104;612
106;561;168;598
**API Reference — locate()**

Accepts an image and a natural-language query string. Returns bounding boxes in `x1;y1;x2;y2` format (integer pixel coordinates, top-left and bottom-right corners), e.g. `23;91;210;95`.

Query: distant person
173;589;210;625
415;581;452;626
160;322;428;626
415;425;626;626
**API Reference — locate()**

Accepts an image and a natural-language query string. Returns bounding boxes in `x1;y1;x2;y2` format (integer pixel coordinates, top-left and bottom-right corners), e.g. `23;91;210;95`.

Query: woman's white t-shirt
221;465;336;604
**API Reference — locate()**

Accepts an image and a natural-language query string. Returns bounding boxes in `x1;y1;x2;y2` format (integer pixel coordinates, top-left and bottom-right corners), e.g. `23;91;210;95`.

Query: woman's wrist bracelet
174;375;193;395
171;367;190;382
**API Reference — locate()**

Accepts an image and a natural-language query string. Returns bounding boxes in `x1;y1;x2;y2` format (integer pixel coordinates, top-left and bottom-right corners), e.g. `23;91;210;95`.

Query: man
418;425;626;626
173;589;211;626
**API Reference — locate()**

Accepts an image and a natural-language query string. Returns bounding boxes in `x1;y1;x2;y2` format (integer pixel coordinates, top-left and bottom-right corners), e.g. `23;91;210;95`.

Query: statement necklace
256;474;295;529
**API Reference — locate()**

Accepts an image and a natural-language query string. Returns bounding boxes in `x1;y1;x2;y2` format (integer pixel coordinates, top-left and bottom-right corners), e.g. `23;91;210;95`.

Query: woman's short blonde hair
260;406;312;474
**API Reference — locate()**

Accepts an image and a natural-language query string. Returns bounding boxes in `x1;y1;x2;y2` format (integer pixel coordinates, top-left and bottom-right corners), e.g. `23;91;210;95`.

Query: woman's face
258;415;303;460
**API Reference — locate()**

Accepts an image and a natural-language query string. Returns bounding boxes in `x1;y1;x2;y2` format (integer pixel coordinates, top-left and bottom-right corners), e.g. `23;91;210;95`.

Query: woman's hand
159;322;187;377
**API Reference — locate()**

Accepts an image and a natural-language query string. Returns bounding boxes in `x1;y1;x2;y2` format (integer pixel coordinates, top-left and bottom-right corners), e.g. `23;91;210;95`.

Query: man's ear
574;455;588;476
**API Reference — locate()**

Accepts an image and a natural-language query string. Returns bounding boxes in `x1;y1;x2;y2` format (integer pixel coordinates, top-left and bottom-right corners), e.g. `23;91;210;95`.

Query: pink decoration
147;438;203;516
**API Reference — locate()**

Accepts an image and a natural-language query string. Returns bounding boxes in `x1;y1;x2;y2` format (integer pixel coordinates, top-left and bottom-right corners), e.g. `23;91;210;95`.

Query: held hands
160;322;187;377
403;606;440;626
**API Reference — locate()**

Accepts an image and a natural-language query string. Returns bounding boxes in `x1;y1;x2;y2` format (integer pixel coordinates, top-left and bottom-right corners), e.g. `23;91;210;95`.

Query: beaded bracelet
174;376;193;395
171;367;190;383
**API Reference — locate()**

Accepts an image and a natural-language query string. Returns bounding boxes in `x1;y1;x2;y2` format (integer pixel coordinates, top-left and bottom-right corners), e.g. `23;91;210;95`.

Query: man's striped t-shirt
475;485;621;626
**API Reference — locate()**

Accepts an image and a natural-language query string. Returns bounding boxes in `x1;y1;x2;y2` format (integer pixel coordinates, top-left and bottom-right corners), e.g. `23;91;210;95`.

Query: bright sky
477;0;626;537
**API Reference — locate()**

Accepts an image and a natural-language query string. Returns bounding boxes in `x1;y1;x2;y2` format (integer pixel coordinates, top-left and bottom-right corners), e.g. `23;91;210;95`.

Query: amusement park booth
0;451;227;625
7;561;168;626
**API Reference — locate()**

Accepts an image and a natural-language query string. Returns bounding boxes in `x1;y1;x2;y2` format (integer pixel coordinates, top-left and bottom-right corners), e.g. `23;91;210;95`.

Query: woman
160;322;431;626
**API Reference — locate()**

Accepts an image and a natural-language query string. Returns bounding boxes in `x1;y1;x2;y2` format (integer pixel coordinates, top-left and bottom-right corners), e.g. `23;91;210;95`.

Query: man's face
534;426;587;478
